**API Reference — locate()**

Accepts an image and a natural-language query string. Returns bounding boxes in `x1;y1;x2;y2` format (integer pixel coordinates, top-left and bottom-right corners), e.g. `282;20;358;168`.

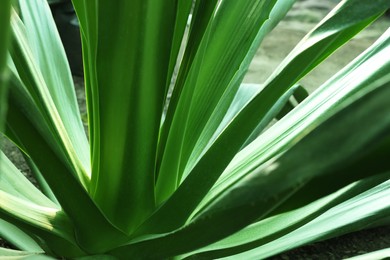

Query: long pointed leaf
18;0;90;178
0;219;42;252
224;180;390;259
139;0;390;235
9;9;89;186
0;247;52;259
5;85;128;253
82;0;180;233
155;0;278;204
179;175;389;259
0;151;55;207
198;26;390;214
110;81;390;259
71;0;98;164
0;190;86;257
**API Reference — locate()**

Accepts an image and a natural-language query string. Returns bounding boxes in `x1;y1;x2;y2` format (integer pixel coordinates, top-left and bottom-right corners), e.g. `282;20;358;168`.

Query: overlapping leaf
139;0;390;235
198;26;390;214
155;0;278;204
110;80;390;259
1;0;390;258
179;175;390;259
4;1;129;254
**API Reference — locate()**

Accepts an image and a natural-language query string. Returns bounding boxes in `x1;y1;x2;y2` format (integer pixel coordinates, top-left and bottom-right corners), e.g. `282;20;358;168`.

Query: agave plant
0;0;390;258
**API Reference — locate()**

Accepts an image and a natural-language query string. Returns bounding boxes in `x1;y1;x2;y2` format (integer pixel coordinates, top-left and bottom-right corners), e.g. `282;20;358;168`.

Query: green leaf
0;219;42;252
6;5;129;252
163;0;193;96
179;175;389;259
10;4;89;187
70;0;98;159
0;151;55;207
23;157;58;205
155;0;278;204
18;0;90;179
199;26;390;213
275;84;308;120
221;179;390;259
0;190;85;257
74;0;181;233
0;247;48;258
188;82;390;255
110;80;390;259
5;79;128;253
75;255;118;260
2;0;390;258
155;0;219;185
157;0;297;191
139;0;390;235
243;83;306;146
0;0;11;135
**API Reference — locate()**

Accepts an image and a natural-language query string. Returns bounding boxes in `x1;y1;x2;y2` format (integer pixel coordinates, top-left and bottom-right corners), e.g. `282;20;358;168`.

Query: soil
1;0;390;258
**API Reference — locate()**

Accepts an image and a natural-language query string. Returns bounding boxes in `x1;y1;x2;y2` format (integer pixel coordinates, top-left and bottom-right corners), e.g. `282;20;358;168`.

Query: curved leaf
198;26;390;214
155;0;278;204
223;179;390;259
0;248;49;259
109;81;390;259
0;219;42;252
18;0;90;179
179;175;389;259
0;190;85;257
10;7;89;186
139;0;390;235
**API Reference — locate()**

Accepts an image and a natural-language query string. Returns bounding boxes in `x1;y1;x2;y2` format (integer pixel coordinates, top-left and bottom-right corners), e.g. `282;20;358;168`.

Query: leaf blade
140;0;390;235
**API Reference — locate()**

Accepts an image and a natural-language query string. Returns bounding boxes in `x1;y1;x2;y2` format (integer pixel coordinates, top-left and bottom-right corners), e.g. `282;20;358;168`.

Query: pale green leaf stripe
18;0;90;177
0;189;88;256
109;80;390;259
71;0;99;167
178;176;388;258
181;0;297;182
201;26;390;211
88;0;179;233
188;0;385;179
5;72;80;203
5;71;129;253
156;0;277;203
0;152;56;207
5;88;128;254
0;190;73;242
10;10;89;186
192;82;299;170
228;180;390;259
156;0;219;179
139;0;389;235
0;219;42;252
184;83;390;258
0;247;44;257
164;0;193;95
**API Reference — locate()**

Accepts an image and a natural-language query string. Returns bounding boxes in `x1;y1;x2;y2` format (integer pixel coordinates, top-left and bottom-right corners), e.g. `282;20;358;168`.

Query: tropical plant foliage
0;0;390;258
